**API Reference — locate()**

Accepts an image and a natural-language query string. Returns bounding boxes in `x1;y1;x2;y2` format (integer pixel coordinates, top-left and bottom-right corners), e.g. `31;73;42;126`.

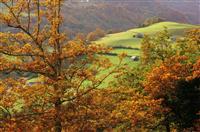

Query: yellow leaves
62;40;109;60
107;88;163;130
87;44;110;54
0;0;8;2
118;52;127;61
186;58;200;80
187;28;200;43
62;41;86;58
0;13;13;24
0;84;5;94
94;57;113;69
0;32;10;44
48;37;56;46
14;32;30;40
175;29;200;59
22;43;32;52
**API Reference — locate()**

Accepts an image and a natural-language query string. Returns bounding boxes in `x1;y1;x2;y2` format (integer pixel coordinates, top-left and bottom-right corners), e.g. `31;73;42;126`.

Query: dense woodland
0;0;199;131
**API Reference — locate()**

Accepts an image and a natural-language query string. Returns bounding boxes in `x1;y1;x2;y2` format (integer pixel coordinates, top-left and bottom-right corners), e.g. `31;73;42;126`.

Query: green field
95;21;199;64
96;22;198;47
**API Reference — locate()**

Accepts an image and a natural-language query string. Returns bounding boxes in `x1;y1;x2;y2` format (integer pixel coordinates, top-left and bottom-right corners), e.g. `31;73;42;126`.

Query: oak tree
0;0;113;131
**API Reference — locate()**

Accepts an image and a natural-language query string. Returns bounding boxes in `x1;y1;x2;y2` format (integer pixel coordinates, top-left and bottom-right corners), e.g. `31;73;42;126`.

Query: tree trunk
166;122;170;132
55;98;62;132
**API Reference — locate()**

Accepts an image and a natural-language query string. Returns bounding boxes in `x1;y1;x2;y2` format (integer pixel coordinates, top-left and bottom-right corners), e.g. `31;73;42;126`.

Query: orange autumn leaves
144;56;200;98
144;56;193;98
49;87;163;131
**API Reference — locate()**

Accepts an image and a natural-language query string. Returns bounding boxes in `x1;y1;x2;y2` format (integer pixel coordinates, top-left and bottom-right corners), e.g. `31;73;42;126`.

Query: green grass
95;22;199;49
95;55;140;87
111;49;140;57
95;22;199;66
93;22;199;87
95;21;199;59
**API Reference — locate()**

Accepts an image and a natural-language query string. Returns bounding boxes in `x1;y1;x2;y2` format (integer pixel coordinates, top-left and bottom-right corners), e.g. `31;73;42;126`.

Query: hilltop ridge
61;0;199;35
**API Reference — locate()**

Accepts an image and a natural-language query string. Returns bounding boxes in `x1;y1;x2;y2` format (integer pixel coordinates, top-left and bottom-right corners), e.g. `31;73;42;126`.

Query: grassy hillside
96;22;199;58
96;22;198;48
93;22;199;86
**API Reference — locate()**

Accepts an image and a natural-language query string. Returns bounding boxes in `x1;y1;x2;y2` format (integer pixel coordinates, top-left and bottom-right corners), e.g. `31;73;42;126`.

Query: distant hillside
156;0;200;24
1;1;199;35
61;0;199;35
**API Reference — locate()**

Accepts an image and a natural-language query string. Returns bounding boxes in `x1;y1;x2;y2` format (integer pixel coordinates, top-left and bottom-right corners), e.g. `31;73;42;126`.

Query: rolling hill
95;22;199;65
93;21;199;86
